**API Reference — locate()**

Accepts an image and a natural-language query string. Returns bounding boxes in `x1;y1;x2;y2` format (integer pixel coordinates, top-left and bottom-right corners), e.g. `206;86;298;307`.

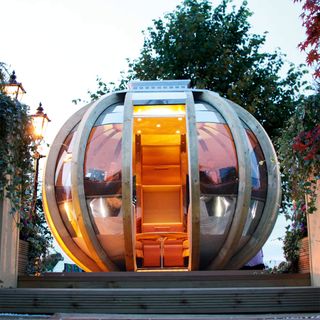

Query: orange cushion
143;244;161;267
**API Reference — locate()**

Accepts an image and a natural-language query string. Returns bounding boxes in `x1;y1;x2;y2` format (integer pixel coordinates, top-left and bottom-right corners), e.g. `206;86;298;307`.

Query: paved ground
0;313;320;320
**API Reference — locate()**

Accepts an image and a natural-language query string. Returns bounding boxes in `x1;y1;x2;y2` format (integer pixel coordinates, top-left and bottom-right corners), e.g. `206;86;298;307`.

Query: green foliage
128;0;308;139
0;63;54;275
277;93;320;215
277;93;320;271
282;199;308;272
20;198;56;274
0;92;34;216
77;0;307;140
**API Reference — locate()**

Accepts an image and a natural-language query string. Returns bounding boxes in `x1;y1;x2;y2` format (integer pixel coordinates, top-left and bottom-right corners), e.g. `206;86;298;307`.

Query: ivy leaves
0;93;34;216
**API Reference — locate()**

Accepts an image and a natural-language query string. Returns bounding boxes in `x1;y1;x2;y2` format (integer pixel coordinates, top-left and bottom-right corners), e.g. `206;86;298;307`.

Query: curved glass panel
55;126;94;259
94;104;124;126
84;105;125;270
55;126;80;239
237;127;268;256
195;102;238;268
84;124;122;196
246;129;267;201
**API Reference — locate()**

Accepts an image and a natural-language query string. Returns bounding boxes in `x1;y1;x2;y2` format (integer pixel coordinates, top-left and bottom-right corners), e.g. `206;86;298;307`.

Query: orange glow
2;83;26;100
32;115;49;140
133;104;185;117
63;201;81;236
133;109;189;270
133;117;186;136
42;185;95;272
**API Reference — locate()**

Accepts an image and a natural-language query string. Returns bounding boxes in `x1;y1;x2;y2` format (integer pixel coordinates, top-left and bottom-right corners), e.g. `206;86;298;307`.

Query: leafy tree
127;0;307;139
294;0;320;79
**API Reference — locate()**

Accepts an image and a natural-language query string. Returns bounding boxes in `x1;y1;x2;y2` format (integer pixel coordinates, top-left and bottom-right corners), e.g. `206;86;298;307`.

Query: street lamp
1;71;26;101
30;103;51;216
31;103;51;142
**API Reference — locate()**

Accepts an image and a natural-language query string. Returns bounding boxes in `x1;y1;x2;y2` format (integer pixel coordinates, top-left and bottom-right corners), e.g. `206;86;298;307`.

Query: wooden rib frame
71;92;125;272
185;92;200;270
195;91;252;269
225;100;281;269
122;92;135;271
42;103;102;272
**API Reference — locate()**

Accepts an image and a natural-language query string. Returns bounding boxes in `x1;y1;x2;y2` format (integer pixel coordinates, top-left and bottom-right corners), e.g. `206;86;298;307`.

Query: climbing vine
0;65;56;274
0;92;34;217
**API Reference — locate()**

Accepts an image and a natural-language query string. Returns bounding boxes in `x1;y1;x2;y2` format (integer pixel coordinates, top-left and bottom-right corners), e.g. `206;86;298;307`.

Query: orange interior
133;106;189;270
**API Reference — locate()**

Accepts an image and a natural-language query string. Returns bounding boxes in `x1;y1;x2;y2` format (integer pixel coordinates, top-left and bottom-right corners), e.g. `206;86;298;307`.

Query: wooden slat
18;240;29;275
298;237;310;274
18;271;311;289
0;286;319;314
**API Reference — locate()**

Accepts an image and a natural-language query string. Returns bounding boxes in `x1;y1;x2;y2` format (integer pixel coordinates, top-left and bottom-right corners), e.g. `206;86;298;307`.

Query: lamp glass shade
31;114;49;140
3;83;26;100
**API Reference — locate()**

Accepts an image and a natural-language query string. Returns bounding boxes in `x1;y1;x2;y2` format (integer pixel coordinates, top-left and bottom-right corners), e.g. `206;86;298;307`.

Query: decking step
0;286;319;314
18;271;311;289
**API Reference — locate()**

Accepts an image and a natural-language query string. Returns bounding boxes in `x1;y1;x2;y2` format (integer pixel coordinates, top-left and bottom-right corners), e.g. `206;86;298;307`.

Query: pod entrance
132;106;190;271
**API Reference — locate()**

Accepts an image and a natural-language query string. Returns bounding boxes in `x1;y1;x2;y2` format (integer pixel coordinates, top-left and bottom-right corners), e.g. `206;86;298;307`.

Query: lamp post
1;71;26;101
30;103;51;215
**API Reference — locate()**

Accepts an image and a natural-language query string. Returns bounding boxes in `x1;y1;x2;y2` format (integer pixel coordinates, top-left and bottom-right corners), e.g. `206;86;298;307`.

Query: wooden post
0;196;20;288
307;179;320;287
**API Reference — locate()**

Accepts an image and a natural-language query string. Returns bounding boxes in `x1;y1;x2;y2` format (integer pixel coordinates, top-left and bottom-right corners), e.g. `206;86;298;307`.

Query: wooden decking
0;271;318;315
18;270;311;288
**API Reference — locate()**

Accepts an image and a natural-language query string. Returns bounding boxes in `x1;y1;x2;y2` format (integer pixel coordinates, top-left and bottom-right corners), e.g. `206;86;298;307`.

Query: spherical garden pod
43;80;281;272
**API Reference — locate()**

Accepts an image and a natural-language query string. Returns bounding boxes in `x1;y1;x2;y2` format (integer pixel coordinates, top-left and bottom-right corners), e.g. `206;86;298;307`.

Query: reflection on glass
242;200;265;236
55;127;79;238
84;124;123;197
87;196;125;270
200;196;235;234
196;103;239;268
246;129;267;200
94;104;124;126
89;197;122;218
195;103;226;123
84;110;125;269
199;195;236;268
197;123;238;196
237;128;268;246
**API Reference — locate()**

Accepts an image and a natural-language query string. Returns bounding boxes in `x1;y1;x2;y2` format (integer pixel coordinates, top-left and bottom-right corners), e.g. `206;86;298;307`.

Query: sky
0;0;311;268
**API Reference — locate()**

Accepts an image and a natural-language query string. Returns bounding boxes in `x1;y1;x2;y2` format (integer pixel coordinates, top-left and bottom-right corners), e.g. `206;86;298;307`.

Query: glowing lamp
31;103;51;141
1;71;26;101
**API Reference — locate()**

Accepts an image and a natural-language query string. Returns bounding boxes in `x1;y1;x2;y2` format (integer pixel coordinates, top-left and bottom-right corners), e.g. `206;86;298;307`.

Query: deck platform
0;271;318;315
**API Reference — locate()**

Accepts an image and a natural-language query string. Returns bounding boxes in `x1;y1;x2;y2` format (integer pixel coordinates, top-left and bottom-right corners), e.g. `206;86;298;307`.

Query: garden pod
43;80;281;272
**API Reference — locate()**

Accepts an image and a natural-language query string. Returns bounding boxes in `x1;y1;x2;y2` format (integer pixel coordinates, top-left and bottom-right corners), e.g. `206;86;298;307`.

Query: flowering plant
293;124;320;161
291;123;320;215
277;93;319;272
